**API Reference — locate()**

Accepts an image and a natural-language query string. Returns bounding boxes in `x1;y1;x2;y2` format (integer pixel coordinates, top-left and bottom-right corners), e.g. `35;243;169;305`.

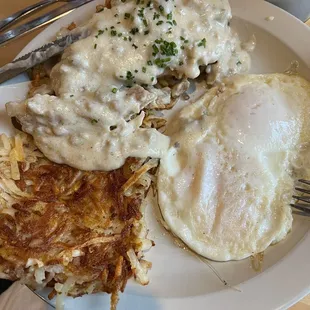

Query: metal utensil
0;0;93;47
0;0;76;31
291;179;310;217
0;29;90;84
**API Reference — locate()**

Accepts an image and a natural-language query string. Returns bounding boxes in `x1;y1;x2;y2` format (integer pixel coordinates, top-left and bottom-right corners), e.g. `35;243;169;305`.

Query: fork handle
0;0;58;31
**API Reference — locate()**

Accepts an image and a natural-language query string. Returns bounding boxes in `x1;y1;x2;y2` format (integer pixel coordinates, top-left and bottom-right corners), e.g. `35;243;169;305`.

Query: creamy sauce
51;0;250;96
7;0;251;171
7;86;169;171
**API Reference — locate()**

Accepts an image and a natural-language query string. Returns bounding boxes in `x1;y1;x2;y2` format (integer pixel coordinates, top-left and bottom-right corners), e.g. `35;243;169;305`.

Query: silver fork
0;0;75;31
291;179;310;217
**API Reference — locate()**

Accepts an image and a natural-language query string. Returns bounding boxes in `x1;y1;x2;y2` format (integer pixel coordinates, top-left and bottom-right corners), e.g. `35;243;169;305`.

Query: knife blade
0;29;90;84
0;0;94;47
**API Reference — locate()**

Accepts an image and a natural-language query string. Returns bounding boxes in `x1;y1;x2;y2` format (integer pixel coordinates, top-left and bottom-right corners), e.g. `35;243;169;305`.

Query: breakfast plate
1;0;310;309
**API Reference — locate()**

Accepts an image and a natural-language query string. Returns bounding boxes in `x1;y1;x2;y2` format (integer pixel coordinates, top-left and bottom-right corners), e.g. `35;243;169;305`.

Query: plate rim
10;0;310;309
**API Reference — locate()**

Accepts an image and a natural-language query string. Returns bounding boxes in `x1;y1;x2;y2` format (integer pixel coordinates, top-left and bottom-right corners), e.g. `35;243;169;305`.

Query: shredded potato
0;133;154;310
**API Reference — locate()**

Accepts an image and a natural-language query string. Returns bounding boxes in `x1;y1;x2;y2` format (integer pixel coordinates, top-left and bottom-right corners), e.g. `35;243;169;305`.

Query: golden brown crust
0;135;154;308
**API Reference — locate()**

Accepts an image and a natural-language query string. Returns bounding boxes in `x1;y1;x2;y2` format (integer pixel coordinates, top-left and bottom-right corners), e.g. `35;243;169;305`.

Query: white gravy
7;0;251;171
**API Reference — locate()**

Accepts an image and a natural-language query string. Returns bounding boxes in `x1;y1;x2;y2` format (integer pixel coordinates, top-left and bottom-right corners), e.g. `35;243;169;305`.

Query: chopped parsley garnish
95;30;104;38
118;33;122;37
147;60;153;66
179;61;184;66
114;14;119;17
132;43;138;49
124;37;128;41
129;36;132;41
167;12;172;20
173;20;177;26
143;19;148;27
154;57;171;68
159;5;164;13
138;8;144;18
156;20;164;26
151;76;155;82
152;44;160;56
181;45;185;50
70;95;74;97
146;1;151;7
236;60;242;65
130;27;139;35
134;69;138;73
142;66;146;73
94;43;97;49
91;119;98;124
126;71;134;80
153;12;160;20
159;40;178;56
111;30;117;36
144;30;150;35
112;88;118;93
198;38;206;48
121;0;126;2
124;13;131;19
180;36;185;41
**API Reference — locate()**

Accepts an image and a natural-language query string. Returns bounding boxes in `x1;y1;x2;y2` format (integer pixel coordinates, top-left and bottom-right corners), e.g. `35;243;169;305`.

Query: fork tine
298;179;310;185
290;203;310;213
292;195;310;203
295;187;310;195
292;210;310;217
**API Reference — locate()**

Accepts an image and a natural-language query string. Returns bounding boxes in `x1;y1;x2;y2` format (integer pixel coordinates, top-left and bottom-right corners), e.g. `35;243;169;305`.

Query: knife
0;0;94;47
0;29;90;85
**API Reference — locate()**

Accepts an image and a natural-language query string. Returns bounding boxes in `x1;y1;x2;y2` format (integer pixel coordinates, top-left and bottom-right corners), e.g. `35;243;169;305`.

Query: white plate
1;0;310;309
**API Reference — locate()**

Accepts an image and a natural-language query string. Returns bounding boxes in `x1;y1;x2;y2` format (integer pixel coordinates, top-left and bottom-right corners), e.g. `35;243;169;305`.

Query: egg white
158;73;310;261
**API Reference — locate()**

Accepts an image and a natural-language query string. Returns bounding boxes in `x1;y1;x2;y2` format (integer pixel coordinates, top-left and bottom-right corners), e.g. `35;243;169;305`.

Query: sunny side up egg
158;73;310;261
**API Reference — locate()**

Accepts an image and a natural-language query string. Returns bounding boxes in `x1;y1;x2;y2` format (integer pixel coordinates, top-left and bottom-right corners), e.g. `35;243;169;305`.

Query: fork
291;179;310;217
0;0;74;31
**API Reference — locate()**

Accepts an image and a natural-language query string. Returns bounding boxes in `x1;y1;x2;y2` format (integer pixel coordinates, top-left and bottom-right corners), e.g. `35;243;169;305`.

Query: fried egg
158;73;310;261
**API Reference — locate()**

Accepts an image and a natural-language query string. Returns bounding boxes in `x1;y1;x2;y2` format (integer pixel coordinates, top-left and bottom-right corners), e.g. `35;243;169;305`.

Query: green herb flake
153;12;160;20
130;27;139;35
94;43;97;49
197;38;206;48
144;30;150;35
91;119;98;124
142;66;146;73
112;88;118;93
126;71;134;80
124;13;131;19
147;60;153;66
111;30;117;36
167;12;172;20
159;5;164;13
152;44;160;56
156;20;164;26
